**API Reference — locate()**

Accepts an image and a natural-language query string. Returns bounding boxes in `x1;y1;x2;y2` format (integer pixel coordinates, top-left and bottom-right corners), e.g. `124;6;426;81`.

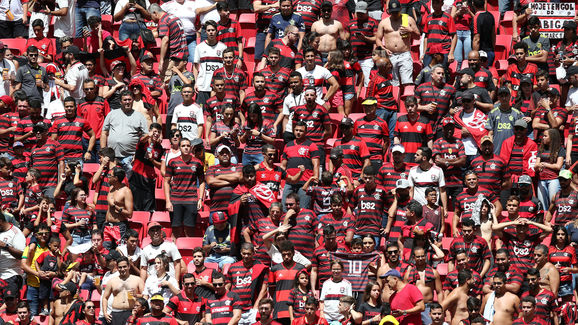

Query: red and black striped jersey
15;116;51;151
293;0;321;31
306;185;344;216
456;187;496;220
241;123;276;156
350;185;387;237
0;177;22;210
77;96;109;139
366;72;397;112
533;106;568;143
570;113;578;155
448;235;491;275
499;136;538;177
432;137;465;187
518;197;543;223
549;245;576;282
0;112;20;155
293;104;330;144
288;288;313;320
259;66;292;96
559;302;578;325
227;261;269;311
329;251;380;292
501;228;542;273
423;12;456;54
23;184;41;219
415;82;456;130
12;156;28;183
205;94;238;122
30;139;64;188
353;117;389;162
394;114;433;160
49;115;92;159
282;139;322;183
94;167;112;213
311;245;346;287
205;290;242;325
551;191;578;226
342;60;361;95
318;212;354;241
166;156;204;203
63;206;95;235
377;162;415;194
505;62;538;98
270;262;306;319
405;264;436;286
442;269;482;296
512;317;548;325
192;266;220;299
158;13;188;60
348;17;378;60
256;0;279;31
265;38;302;70
216;19;242;55
334;136;370;176
473;67;496;93
212;67;248;100
91;74;106;88
136;312;180;325
206;164;241;212
520;289;557;325
132;72;164;96
388;197;411;242
256;162;286;197
249;216;278;264
242;89;280;123
132;139;164;179
483;265;524;290
287;209;318;260
470;155;510;196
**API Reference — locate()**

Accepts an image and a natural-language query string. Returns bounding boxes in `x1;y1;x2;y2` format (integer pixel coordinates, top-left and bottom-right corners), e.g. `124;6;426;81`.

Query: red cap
0;95;14;111
46;65;58;74
442;117;455;126
148;221;162;231
211;211;228;224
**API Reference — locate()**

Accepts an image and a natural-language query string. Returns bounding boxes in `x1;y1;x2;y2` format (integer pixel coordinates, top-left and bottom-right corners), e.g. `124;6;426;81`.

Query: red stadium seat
495;34;513;61
488;11;500;34
101;15;113;31
441;237;453;250
205;262;219;270
238;13;256;25
176;237;203;250
34;316;49;325
500;11;516;36
2;38;27;54
437;263;448;276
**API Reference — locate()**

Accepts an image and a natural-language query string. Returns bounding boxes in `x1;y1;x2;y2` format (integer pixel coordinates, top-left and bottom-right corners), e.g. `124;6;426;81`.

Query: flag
329;251;379;291
453;109;488;148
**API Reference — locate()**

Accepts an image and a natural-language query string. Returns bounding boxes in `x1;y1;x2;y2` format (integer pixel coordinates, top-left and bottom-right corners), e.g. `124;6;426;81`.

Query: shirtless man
375;0;419;88
310;1;348;57
533;244;560;296
523;268;558;325
104;167;134;250
481;272;520;325
50;283;78;325
102;257;144;325
377;243;406;302
442;270;474;325
443;250;482;298
404;246;443;323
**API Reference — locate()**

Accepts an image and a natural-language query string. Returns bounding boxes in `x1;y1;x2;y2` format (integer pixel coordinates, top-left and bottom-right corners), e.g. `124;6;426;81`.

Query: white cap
396;179;411;189
216;144;232;154
392;144;405;154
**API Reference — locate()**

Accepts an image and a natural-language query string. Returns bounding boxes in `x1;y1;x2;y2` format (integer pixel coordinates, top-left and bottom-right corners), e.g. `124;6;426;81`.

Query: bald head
467;50;480;70
376;57;391;73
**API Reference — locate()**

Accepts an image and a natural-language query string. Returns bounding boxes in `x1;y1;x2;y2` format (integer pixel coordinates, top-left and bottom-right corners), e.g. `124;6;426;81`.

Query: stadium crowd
0;0;578;324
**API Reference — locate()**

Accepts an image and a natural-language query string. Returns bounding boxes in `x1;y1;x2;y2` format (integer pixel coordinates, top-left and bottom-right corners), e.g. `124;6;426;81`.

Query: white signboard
529;2;576;39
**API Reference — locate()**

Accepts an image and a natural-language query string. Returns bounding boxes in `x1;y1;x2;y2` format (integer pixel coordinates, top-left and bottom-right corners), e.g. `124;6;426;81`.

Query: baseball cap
362;97;378;105
110;60;125;71
211;211;228;224
381;315;400;325
520;76;532;85
4;288;17;298
563;20;577;30
13;141;24;148
442;117;455;126
150;294;164;302
514;118;528;129
395;179;410;189
548;87;560;97
140;51;155;62
191;138;204;147
459;68;475;77
216;144;232;154
388;0;401;12
497;86;510;96
340;117;354;127
104;250;122;261
64;45;80;56
391;144;405;153
33;121;50;133
478;50;488;59
330;147;343;159
62;282;78;295
461;92;474;102
355;1;368;13
559;169;573;180
46;65;58;74
518;175;532;185
480;135;493;144
380;269;402;278
148;222;162;233
0;95;14;110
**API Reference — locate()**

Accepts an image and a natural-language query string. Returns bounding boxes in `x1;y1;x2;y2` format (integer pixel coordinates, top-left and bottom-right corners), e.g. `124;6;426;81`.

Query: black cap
461;92;474;101
520;76;532;85
497;86;510;96
340;117;354;127
568;65;578;76
388;0;401;12
64;45;80;57
104;250;122;261
33;121;50;133
4;287;18;298
62;282;78;295
548;87;560;97
563;20;577;30
459;68;475;77
321;1;332;9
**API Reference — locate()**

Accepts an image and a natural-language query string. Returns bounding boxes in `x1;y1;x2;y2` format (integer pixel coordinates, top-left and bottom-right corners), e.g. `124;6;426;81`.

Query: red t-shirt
26;37;55;59
389;284;423;325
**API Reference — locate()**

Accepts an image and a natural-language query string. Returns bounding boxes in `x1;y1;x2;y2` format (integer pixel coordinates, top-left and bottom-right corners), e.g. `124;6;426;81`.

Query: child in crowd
423;187;444;237
21;168;43;231
288;269;313;321
12;141;29;183
35;236;61;316
350;237;364;254
26;19;54;63
304;171;343;218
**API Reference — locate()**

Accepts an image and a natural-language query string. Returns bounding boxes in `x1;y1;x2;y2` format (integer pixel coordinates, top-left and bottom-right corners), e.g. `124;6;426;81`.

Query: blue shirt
267;13;305;40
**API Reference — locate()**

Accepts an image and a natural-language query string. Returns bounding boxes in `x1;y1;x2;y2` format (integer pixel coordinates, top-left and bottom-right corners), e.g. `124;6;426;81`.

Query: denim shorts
559;281;573;297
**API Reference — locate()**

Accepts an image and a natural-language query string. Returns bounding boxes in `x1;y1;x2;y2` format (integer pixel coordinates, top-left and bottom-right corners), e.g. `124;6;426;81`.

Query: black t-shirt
357;302;382;325
456;87;492;105
474;11;495;52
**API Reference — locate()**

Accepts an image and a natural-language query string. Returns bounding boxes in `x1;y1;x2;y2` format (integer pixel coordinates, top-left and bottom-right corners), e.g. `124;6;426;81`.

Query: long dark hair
246;103;263;129
553;225;570;248
362;281;382;304
538;128;561;164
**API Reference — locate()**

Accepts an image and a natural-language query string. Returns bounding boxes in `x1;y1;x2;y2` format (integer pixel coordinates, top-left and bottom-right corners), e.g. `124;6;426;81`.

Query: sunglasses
213;283;225;287
184;282;195;287
83;87;95;91
266;153;275;157
85;305;95;309
28;53;38;57
387;250;399;254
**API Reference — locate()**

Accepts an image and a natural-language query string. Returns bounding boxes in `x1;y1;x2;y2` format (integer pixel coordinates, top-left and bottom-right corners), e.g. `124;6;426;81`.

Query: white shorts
389;51;414;86
238;308;258;325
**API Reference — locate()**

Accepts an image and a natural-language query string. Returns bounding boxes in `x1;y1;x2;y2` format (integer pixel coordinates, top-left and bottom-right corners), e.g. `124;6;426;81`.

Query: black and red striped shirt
265;38;302;69
350;185;387;237
377;162;415;193
551;191;578;226
432;137;465;187
227;261;269;311
282;139;322;183
570;113;578;155
256;0;279;31
12;156;28;183
212;67;248;100
0;112;20;155
353;116;389;162
166;156;204;203
94;167;112;214
394;115;433;160
306;185;344;216
502;228;542;272
287;208;318;260
250;216;278;264
242;89;280;123
132;72;163;96
259;66;291;96
270;262;306;319
136;312;180;325
505;62;538;98
423;12;456;54
50;115;92;159
205;290;242;325
15;116;51;151
256;162;286;197
366;71;397;112
158;12;188;60
0;177;21;210
30;138;64;188
448;235;491;275
333;136;370;176
287;288;312;319
443;269;483;296
318;212;354;240
473;67;496;93
348;17;378;60
293;104;330;144
415;82;456;131
216;19;242;55
293;0;320;31
456;187;496;220
483;265;524;290
205;94;238;122
206;164;241;212
63;206;95;236
532;106;568;143
77;96;109;139
311;245;346;287
549;245;577;282
388;197;411;242
405;264;436;286
132;139;164;179
499;136;538;177
520;289;557;325
470;155;510;196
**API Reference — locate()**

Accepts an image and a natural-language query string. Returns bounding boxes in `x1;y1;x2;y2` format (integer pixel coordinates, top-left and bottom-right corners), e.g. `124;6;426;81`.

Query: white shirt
45;98;65;120
173;102;204;140
0;224;25;279
161;0;197;35
143;272;180;304
140;242;182;279
460;110;478;155
54;0;75;38
282;91;324;133
320;278;352;321
296;65;334;99
566;86;578;110
267;245;311;267
0;59;15;97
64;61;89;100
115;0;151;22
194;0;220;24
117;245;142;263
194;41;226;92
408;164;446;206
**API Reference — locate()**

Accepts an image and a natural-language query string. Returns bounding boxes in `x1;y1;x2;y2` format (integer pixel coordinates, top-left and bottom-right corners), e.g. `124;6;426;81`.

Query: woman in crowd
549;225;578;301
160;128;182;177
535;128;565;209
210;104;241;164
143;254;181;303
240;103;275;166
62;188;97;246
351;281;383;325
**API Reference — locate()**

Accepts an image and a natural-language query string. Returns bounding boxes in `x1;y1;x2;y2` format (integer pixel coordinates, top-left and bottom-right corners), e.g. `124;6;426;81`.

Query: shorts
111;310;132;325
39;279;52;300
344;93;355;101
171;203;197;228
330;89;344;107
559;281;573;297
389;51;413;86
239;309;258;325
103;221;128;248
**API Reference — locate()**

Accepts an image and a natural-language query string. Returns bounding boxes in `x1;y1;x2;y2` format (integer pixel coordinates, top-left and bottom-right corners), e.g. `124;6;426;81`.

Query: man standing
376;0;420;88
415;65;456;138
442;249;482;298
349;2;377;86
470;136;510;198
101;91;148;171
454;171;501;234
441;270;475;325
0;211;26;293
499;119;538;179
456;68;493;113
50;97;95;163
408;147;447;214
78;79;109;162
521;16;550;74
377;144;414;203
194;20;227;105
522;268;558;325
259;48;291;98
212;48;248;102
513;297;546;325
292;87;331;148
131;52;163;99
242;72;280;125
260;25;302;71
394;97;433;162
265;0;305;51
205;272;242;325
333;117;370;179
30;121;65;198
14;46;49;102
311;225;343;294
354;98;390;168
421;0;456;67
448;218;491;277
103;167;134;249
481;272;520;325
545;170;578;227
130;123;164;213
350;166;387;246
102;257;144;325
284;193;318;260
482;248;524;295
433;117;466;203
486;87;524;155
310;2;347;58
385;269;425;324
467;50;496;98
140;222;182;281
533;244;560;296
172;84;205;141
505;42;538;98
54;46;89;101
269;240;305;322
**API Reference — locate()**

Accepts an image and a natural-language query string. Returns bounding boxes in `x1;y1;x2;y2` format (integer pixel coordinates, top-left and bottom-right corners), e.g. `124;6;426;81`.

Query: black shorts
39;279;52;300
171;203;197;228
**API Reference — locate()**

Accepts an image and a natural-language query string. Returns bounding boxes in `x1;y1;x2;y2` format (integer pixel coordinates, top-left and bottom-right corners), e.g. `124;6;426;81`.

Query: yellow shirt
22;245;49;287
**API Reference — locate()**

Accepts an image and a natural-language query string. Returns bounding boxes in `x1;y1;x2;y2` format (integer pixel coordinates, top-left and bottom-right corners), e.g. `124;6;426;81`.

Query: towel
483;291;496;322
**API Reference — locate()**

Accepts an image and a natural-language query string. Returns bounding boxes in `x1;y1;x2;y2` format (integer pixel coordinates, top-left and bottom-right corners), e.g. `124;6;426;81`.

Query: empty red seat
495;34;513;61
3;38;27;54
176;237;203;250
500;11;516;35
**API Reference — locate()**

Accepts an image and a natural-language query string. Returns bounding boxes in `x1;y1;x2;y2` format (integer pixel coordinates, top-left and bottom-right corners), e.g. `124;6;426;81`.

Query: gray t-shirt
522;34;550;73
102;108;148;158
167;71;195;116
15;64;48;101
485;106;524;155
